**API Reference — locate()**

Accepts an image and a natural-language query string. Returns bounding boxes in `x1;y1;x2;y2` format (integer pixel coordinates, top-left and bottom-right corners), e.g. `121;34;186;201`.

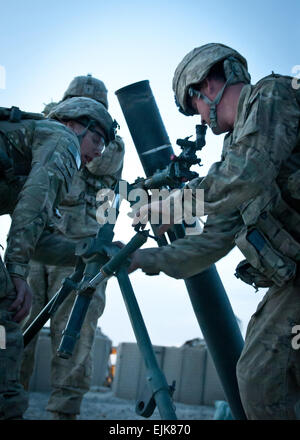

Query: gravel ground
23;386;215;420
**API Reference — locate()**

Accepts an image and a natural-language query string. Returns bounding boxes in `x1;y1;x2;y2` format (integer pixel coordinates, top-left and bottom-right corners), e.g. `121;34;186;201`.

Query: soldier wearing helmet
20;75;124;420
0;95;115;419
42;101;58;116
49;96;116;165
130;43;300;419
62;74;109;109
173;43;250;133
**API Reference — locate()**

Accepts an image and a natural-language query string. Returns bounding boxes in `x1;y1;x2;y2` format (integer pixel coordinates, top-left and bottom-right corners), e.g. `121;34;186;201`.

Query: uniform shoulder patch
67;143;81;170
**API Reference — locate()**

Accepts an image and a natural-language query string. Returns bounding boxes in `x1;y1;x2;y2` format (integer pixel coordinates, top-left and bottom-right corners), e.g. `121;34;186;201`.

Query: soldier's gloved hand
8;277;33;323
127;250;143;274
131;200;173;235
113;241;125;249
127;250;160;276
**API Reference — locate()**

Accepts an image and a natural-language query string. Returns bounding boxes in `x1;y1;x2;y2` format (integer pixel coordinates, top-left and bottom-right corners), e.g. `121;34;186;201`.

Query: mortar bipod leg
116;265;177;420
23;258;85;347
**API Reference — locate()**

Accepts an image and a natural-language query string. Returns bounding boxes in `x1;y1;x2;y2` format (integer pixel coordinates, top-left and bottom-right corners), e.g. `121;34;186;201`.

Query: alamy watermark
95;181;204;226
291;65;300;90
0;325;6;349
291;325;300;350
0;65;6;89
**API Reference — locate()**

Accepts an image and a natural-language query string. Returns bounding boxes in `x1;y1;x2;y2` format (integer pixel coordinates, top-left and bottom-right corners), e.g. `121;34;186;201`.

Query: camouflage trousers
0;256;28;419
237;273;300;419
20;261;106;416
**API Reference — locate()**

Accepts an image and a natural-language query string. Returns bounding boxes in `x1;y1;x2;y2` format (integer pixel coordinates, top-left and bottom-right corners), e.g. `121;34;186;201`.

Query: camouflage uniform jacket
0;119;81;279
138;74;300;278
52;135;124;239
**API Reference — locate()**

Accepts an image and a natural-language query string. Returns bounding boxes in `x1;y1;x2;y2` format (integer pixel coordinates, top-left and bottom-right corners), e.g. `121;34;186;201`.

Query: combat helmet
173;43;251;130
62;74;108;109
42;101;58;117
48;96;117;144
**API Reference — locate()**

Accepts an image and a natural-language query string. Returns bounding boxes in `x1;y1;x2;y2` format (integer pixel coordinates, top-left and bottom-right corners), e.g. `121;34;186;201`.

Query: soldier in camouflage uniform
42;102;58;117
0;96;114;419
21;75;124;420
130;44;300;419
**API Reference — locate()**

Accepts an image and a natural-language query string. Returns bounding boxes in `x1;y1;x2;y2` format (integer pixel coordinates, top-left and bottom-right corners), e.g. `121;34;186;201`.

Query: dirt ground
23;386;215;420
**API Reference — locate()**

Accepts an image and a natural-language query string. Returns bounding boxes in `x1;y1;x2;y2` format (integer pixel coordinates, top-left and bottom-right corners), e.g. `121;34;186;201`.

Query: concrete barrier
29;327;112;391
112;342;225;406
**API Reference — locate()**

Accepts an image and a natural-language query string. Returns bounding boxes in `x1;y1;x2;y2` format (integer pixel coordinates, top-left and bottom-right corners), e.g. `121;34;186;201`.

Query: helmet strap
189;72;233;132
76;120;92;145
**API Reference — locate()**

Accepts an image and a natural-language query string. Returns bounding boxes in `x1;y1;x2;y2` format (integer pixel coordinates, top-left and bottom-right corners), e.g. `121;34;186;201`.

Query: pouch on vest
0;107;38;177
235;224;298;287
0;138;26;205
234;259;274;290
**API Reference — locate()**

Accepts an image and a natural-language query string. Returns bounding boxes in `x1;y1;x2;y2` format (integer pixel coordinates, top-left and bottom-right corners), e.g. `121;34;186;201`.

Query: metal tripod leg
23;258;85;347
57;231;148;358
116;265;177;420
56;231;177;419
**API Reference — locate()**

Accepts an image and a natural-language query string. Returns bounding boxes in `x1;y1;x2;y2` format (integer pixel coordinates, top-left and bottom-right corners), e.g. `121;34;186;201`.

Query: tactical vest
235;190;300;288
0;107;43;214
0;106;43;175
232;76;300;288
54;167;115;238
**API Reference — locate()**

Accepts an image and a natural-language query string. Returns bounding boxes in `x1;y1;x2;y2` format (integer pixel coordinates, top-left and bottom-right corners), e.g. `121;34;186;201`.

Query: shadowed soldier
0;95;114;419
20;75;124;420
